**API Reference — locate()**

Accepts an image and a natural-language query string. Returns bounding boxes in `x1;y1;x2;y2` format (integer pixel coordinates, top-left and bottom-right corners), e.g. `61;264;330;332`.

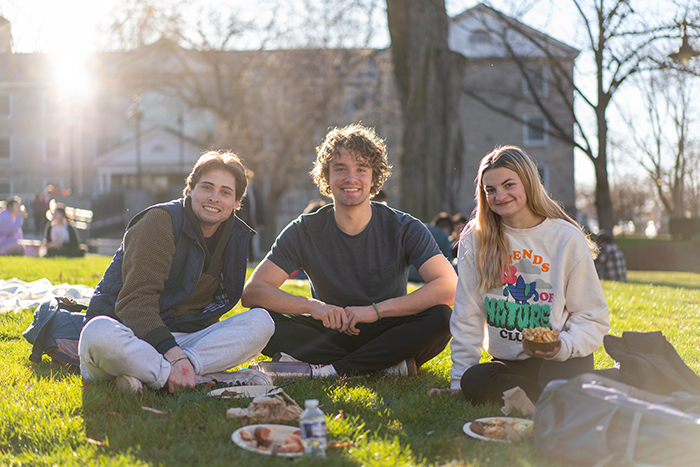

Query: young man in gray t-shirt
241;124;457;376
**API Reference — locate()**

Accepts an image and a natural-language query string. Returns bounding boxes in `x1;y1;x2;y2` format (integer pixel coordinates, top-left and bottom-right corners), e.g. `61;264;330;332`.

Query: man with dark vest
79;151;274;393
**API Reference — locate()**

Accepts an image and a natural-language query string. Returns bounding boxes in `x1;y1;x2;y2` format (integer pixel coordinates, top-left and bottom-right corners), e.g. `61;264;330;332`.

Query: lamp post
126;94;143;190
668;20;700;63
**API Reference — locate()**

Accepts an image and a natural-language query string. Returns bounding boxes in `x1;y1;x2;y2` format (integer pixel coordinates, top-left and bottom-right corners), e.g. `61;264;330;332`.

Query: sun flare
50;50;93;100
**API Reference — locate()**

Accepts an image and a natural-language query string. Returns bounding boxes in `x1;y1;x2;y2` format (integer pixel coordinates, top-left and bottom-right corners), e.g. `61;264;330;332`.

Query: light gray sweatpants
78;308;274;389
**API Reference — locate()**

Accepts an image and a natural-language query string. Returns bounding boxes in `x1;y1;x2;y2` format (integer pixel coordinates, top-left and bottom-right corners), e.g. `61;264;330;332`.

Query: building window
469;30;492;44
43;94;61;117
523;65;548;96
0;180;11;197
0;94;10;117
0;137;11;160
44;137;62;160
523;115;547;146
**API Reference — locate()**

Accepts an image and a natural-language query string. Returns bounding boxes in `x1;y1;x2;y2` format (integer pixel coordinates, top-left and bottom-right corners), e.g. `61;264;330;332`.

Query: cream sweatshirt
449;218;610;389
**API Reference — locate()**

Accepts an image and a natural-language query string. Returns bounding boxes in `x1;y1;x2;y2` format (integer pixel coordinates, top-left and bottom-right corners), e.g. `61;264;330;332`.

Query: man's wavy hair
311;124;392;198
183;150;248;204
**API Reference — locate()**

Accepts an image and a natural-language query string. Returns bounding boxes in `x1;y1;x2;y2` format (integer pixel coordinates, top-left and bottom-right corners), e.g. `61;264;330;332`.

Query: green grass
1;258;699;466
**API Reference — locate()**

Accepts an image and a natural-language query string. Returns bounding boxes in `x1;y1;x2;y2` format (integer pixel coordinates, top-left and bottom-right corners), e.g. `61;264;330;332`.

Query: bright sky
0;0;117;53
2;0;681;188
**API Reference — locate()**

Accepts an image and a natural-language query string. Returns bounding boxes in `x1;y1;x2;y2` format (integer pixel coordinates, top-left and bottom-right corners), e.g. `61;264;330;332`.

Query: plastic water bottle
299;399;327;458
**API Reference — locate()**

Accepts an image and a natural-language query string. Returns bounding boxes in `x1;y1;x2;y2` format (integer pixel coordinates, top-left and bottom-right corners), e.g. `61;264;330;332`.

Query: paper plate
207;385;282;398
232;424;303;457
462;417;532;443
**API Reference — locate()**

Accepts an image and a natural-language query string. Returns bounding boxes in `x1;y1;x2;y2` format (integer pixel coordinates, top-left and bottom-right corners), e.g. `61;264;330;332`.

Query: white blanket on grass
0;278;94;314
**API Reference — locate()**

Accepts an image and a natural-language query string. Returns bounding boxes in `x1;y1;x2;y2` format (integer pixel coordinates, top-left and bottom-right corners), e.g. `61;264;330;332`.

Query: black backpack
604;331;700;396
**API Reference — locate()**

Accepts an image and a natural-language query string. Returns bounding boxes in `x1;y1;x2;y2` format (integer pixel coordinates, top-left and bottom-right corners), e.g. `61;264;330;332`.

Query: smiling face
482;167;540;228
187;169;240;237
328;147;374;209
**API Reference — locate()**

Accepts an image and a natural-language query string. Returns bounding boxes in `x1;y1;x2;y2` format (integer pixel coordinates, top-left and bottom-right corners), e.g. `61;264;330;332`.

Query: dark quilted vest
85;198;253;332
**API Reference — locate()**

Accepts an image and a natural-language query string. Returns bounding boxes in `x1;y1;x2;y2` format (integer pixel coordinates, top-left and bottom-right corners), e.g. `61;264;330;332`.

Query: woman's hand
427;388;461;396
522;339;561;359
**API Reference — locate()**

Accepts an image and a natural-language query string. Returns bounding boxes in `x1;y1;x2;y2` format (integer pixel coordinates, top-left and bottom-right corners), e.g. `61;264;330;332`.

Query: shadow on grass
82;379;363;467
626;278;700;290
79;367;559;467
29;360;81;382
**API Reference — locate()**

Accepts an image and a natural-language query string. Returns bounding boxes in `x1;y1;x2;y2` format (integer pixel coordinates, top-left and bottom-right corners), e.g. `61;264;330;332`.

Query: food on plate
238;426;303;453
278;431;303;453
522;327;559;343
254;426;271;446
470;417;534;441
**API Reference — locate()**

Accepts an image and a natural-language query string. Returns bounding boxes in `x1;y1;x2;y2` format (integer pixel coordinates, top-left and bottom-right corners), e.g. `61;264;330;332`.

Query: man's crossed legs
79;308;274;390
262;305;452;376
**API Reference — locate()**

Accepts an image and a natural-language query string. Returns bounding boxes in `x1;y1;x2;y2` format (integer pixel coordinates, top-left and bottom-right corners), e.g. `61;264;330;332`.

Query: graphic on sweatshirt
486;252;554;340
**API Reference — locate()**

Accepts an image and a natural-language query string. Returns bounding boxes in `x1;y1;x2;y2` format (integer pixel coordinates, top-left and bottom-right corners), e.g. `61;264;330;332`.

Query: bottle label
300;420;326;439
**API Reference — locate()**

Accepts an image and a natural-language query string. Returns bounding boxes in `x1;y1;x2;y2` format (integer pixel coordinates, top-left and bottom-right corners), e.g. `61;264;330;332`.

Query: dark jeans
263;305;452;376
460;354;595;404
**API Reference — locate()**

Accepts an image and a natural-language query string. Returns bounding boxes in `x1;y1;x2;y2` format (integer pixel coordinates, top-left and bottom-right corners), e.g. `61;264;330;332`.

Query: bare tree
621;69;700;219
609;173;656;226
102;0;394;243
460;0;700;231
386;0;464;220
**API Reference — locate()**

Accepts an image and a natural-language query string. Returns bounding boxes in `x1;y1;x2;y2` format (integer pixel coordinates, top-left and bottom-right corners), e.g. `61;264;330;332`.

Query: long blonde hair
470;145;596;291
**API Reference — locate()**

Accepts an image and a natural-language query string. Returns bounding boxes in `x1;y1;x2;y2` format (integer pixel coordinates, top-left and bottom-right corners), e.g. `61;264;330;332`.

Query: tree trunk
594;106;614;231
386;0;456;221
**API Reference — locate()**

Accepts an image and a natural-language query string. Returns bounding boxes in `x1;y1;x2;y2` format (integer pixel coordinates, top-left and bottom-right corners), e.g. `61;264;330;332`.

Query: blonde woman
448;146;609;403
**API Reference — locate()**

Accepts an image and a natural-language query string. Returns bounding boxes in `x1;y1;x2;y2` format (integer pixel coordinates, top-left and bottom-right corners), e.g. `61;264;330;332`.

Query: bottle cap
304;399;319;409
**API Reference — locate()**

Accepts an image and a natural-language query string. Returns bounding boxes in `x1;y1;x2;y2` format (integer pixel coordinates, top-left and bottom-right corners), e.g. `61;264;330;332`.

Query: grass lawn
1;256;699;466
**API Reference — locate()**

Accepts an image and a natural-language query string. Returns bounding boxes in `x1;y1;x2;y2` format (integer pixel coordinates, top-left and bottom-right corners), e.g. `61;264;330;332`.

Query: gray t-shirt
266;202;441;307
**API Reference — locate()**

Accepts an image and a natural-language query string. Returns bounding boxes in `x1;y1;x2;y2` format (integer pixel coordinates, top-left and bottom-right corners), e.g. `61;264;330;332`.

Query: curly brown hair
311;123;392;198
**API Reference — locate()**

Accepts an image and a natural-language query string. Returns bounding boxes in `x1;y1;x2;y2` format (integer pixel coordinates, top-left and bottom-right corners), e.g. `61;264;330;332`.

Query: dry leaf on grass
327;440;354;450
84;437;107;446
141;406;170;415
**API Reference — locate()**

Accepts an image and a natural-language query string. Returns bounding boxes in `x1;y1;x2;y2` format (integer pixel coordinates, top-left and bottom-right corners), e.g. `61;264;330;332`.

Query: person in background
0;196;28;256
372;189;387;205
450;213;468;259
440;145;609;404
236;169;267;262
43;204;88;257
79;151;274;394
31;192;49;235
242;123;457;377
594;230;627;282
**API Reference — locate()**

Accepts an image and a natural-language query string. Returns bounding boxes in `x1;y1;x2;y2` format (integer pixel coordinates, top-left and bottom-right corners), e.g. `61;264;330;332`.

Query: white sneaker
310;364;338;378
197;369;273;386
272;353;336;378
114;375;143;393
385;358;417;376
